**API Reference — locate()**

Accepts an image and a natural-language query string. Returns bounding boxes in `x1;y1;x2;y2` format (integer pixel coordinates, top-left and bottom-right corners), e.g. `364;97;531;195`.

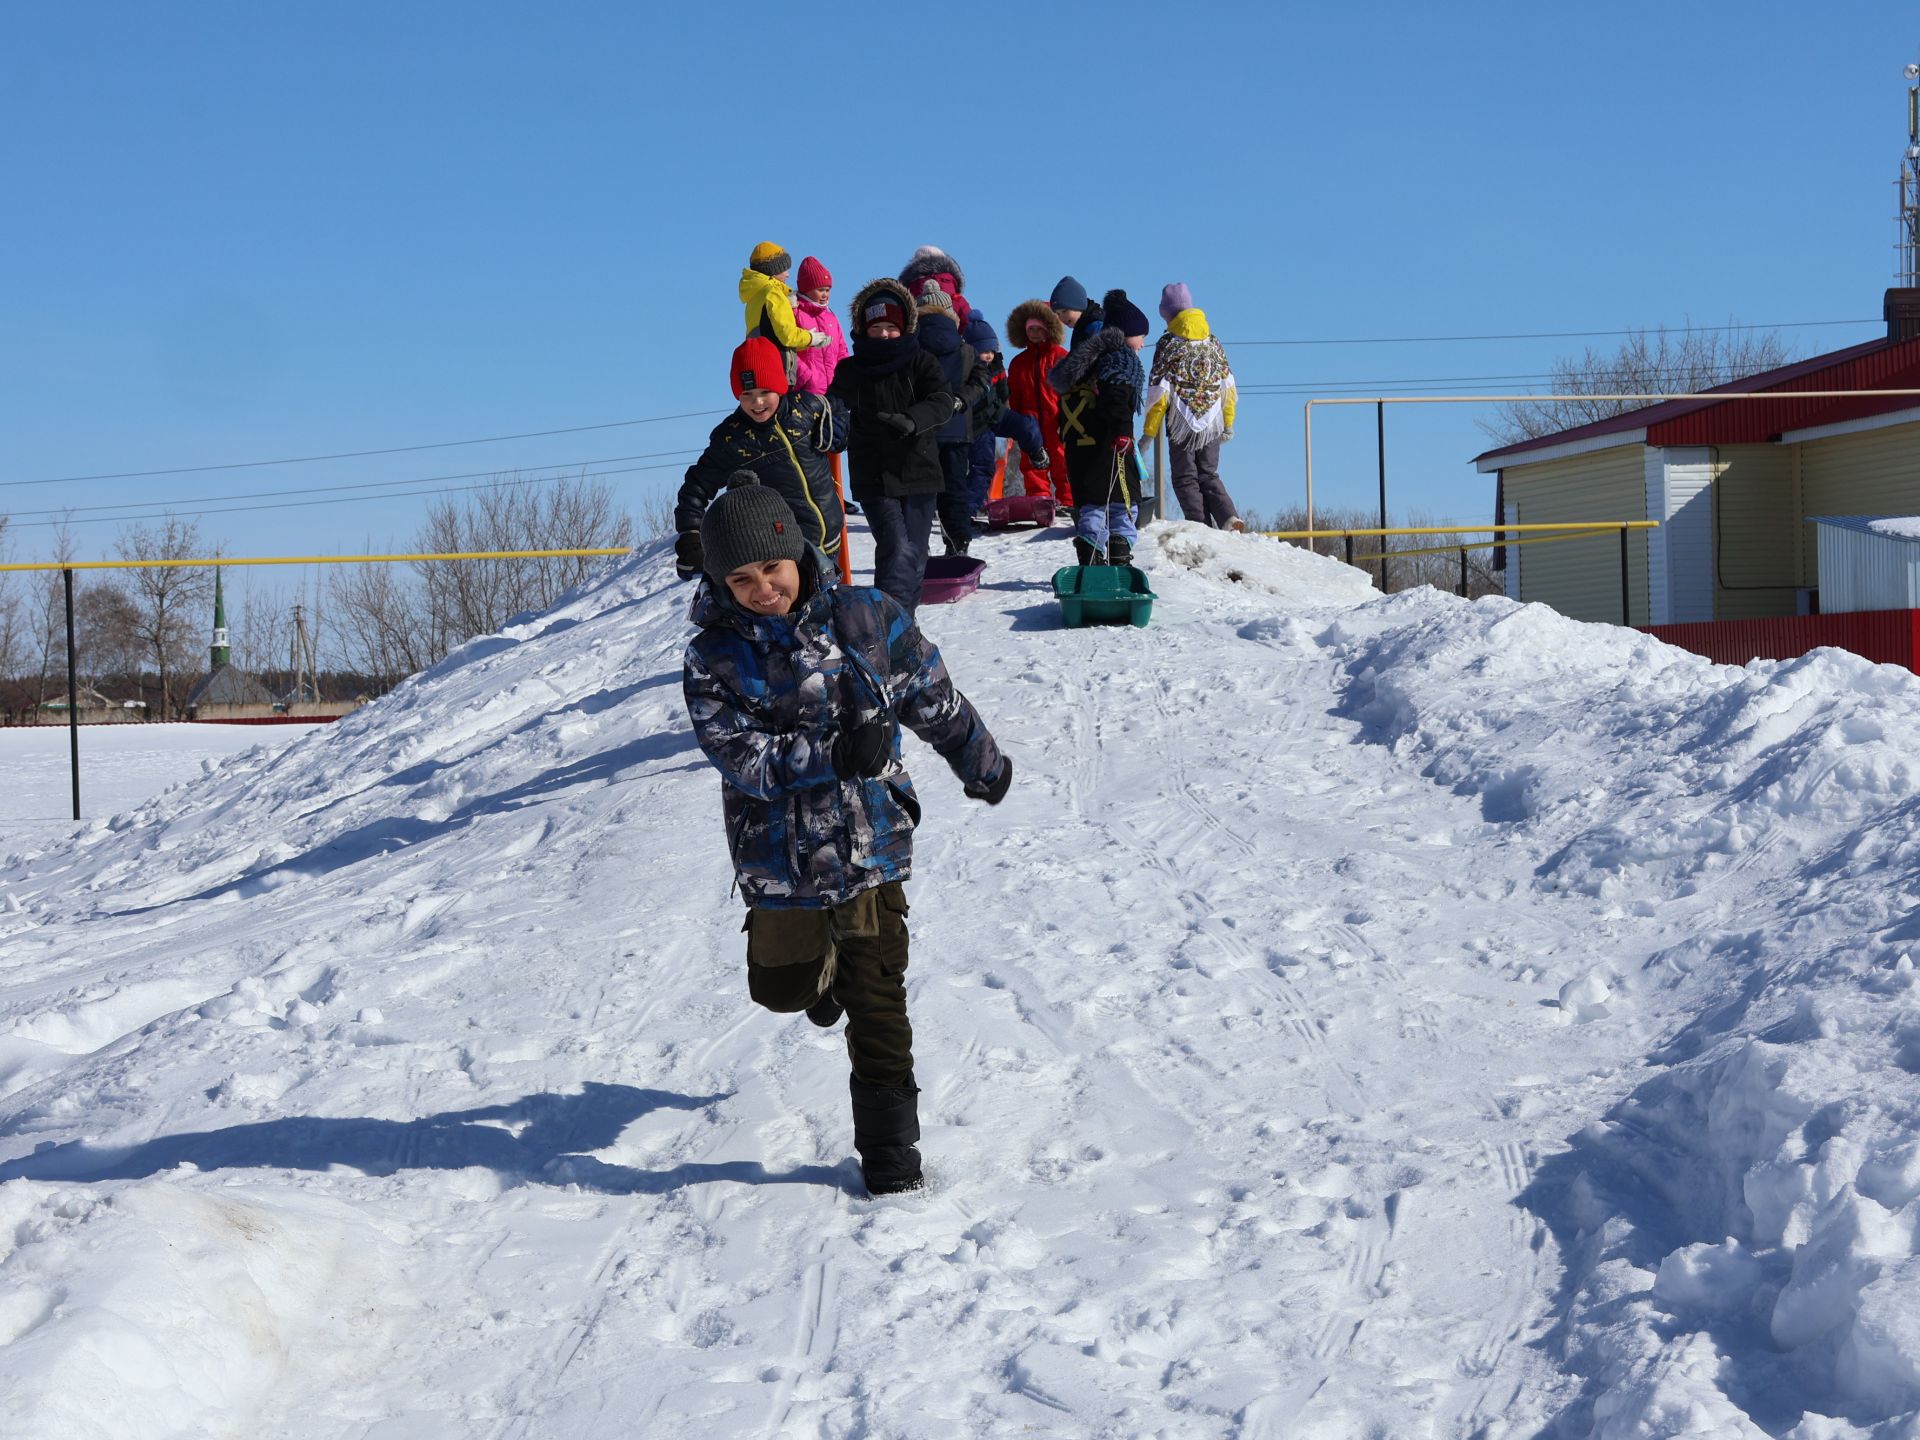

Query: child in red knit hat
674;337;848;580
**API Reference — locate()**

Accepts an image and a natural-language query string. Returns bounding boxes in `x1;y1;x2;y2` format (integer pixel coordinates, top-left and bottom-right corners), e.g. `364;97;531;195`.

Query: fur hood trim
1007;300;1064;349
899;247;965;293
848;277;919;337
1047;325;1128;393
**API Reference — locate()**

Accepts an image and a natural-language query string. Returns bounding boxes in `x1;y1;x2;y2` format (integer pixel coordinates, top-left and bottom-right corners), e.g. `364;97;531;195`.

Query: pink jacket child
791;256;849;396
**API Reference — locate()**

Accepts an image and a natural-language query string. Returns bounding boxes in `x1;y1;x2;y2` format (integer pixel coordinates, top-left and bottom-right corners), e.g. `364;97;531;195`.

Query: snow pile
1866;517;1920;540
1;522;1919;1435
1307;581;1920;1434
1152;518;1378;607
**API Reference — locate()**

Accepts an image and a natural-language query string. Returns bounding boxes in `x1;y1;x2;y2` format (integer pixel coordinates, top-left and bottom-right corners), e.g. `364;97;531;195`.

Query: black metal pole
1459;547;1468;597
1620;525;1631;627
1344;532;1355;568
1377;402;1389;593
64;567;79;821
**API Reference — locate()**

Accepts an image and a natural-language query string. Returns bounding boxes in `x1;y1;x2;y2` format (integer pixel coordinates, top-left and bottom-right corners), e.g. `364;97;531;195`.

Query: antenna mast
1900;55;1920;285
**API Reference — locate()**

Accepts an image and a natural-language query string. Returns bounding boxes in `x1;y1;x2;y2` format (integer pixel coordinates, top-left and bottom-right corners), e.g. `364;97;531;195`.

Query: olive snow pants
743;882;913;1088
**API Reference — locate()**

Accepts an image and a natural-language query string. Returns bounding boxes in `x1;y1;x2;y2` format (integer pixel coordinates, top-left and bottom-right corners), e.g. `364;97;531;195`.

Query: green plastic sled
1052;564;1156;629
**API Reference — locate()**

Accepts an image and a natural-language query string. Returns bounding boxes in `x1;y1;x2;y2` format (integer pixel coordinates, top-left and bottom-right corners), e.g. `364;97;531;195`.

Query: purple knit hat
1159;282;1195;321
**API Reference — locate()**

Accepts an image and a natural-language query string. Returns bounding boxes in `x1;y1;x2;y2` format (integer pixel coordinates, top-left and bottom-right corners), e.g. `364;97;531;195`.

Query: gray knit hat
701;478;808;583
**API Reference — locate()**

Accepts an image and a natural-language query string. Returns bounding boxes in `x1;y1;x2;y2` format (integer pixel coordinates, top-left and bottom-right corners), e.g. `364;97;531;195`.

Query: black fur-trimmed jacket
826;278;959;502
1048;327;1144;502
675;393;848;553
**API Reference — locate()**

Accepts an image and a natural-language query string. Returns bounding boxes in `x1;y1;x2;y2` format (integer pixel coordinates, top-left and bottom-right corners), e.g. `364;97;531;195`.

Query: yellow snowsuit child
740;241;829;383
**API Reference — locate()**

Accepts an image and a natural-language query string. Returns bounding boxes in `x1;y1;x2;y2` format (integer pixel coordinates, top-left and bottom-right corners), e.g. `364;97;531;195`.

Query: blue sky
2;0;1915;567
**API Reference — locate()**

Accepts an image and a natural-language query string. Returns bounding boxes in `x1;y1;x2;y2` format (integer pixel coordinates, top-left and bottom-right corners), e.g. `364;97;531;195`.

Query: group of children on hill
672;242;1243;1197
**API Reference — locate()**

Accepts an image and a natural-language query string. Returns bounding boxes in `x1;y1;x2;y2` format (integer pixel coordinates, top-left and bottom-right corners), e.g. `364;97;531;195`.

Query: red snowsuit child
1005;300;1071;505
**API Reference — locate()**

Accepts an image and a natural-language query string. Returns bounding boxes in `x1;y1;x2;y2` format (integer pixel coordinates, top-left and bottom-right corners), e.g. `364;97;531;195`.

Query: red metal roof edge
1472;336;1895;464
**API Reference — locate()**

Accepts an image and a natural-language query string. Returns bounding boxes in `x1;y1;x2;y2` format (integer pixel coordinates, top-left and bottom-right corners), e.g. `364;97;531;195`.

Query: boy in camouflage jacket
682;483;1011;1195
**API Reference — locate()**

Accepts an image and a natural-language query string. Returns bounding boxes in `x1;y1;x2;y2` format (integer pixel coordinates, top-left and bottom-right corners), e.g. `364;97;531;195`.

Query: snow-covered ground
1;723;305;860
2;521;1918;1437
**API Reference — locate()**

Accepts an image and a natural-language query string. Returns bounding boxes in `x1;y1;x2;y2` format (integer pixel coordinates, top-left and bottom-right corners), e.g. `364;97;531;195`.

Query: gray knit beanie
701;478;808;583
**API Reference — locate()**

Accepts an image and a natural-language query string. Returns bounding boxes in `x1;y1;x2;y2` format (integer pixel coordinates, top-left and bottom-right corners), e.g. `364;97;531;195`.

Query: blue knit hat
1049;275;1088;312
963;313;1001;356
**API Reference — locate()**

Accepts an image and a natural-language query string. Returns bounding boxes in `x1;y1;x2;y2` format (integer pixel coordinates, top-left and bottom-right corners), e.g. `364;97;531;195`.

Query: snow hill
3;521;1920;1438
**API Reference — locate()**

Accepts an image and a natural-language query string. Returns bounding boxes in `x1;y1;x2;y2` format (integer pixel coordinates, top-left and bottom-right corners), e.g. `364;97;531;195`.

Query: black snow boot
850;1075;923;1196
805;989;843;1028
1107;536;1133;567
1073;537;1101;567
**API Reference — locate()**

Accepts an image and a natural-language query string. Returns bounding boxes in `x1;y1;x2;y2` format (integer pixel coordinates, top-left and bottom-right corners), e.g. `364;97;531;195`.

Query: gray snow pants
1170;438;1239;529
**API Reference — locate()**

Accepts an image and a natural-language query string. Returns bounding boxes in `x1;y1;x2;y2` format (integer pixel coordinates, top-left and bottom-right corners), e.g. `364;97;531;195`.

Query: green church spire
211;569;230;669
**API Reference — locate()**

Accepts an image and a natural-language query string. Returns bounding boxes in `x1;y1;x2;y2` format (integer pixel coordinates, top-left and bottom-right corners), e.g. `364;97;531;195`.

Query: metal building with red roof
1474;293;1920;627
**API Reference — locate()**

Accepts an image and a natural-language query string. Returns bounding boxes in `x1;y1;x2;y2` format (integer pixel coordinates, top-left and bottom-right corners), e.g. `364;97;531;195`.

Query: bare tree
232;575;291;681
0;518;21;686
328;554;437;684
329;473;633;683
115;516;213;720
415;474;635;639
1480;325;1798;447
74;579;146;688
30;523;78;709
636;485;677;539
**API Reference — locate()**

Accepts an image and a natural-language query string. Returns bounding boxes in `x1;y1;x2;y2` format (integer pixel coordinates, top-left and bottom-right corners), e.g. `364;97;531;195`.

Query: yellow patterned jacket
1143;309;1237;446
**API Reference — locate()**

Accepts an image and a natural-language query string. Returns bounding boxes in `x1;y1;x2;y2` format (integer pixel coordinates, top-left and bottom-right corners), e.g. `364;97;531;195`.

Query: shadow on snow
0;1081;854;1196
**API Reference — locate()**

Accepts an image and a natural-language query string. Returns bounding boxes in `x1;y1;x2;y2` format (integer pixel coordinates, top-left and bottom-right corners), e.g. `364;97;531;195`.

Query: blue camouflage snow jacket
683;552;1005;909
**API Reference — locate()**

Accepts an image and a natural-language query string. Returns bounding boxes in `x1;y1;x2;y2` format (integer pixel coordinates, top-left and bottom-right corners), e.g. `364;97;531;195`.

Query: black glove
876;412;915;438
965;756;1012;805
1030;449;1051;469
832;712;898;779
674;531;703;581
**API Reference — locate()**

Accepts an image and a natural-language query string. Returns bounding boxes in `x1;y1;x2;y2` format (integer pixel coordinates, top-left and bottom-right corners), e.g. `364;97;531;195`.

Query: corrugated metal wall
1710;444;1798;620
1647;609;1920;670
1800;421;1920;594
1506;445;1649;625
1814;524;1920;612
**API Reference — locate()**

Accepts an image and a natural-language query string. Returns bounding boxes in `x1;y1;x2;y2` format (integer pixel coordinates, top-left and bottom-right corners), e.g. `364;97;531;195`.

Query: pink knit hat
797;256;832;291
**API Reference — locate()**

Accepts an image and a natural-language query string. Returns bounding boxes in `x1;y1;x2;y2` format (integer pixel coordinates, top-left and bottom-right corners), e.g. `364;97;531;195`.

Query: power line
0;409;731;489
4;460;687;531
1224;318;1879;346
1240;366;1766;395
4;315;1876;491
5;449;702;520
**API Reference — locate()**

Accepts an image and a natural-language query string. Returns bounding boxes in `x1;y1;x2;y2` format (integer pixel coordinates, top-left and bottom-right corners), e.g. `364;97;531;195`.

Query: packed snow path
3;523;1919;1437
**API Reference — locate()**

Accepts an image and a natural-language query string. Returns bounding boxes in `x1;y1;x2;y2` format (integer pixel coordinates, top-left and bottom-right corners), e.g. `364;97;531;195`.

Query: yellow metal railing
1298;390;1920;534
0;547;634;573
13;547;638;820
1260;520;1658;620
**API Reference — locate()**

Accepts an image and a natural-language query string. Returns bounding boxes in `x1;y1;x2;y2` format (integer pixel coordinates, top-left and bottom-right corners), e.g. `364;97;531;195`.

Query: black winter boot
1073;538;1100;567
1108;537;1133;567
850;1075;923;1196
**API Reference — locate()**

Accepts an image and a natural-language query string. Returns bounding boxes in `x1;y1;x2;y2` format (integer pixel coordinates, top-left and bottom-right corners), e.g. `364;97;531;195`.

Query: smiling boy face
738;387;781;423
724;558;801;616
